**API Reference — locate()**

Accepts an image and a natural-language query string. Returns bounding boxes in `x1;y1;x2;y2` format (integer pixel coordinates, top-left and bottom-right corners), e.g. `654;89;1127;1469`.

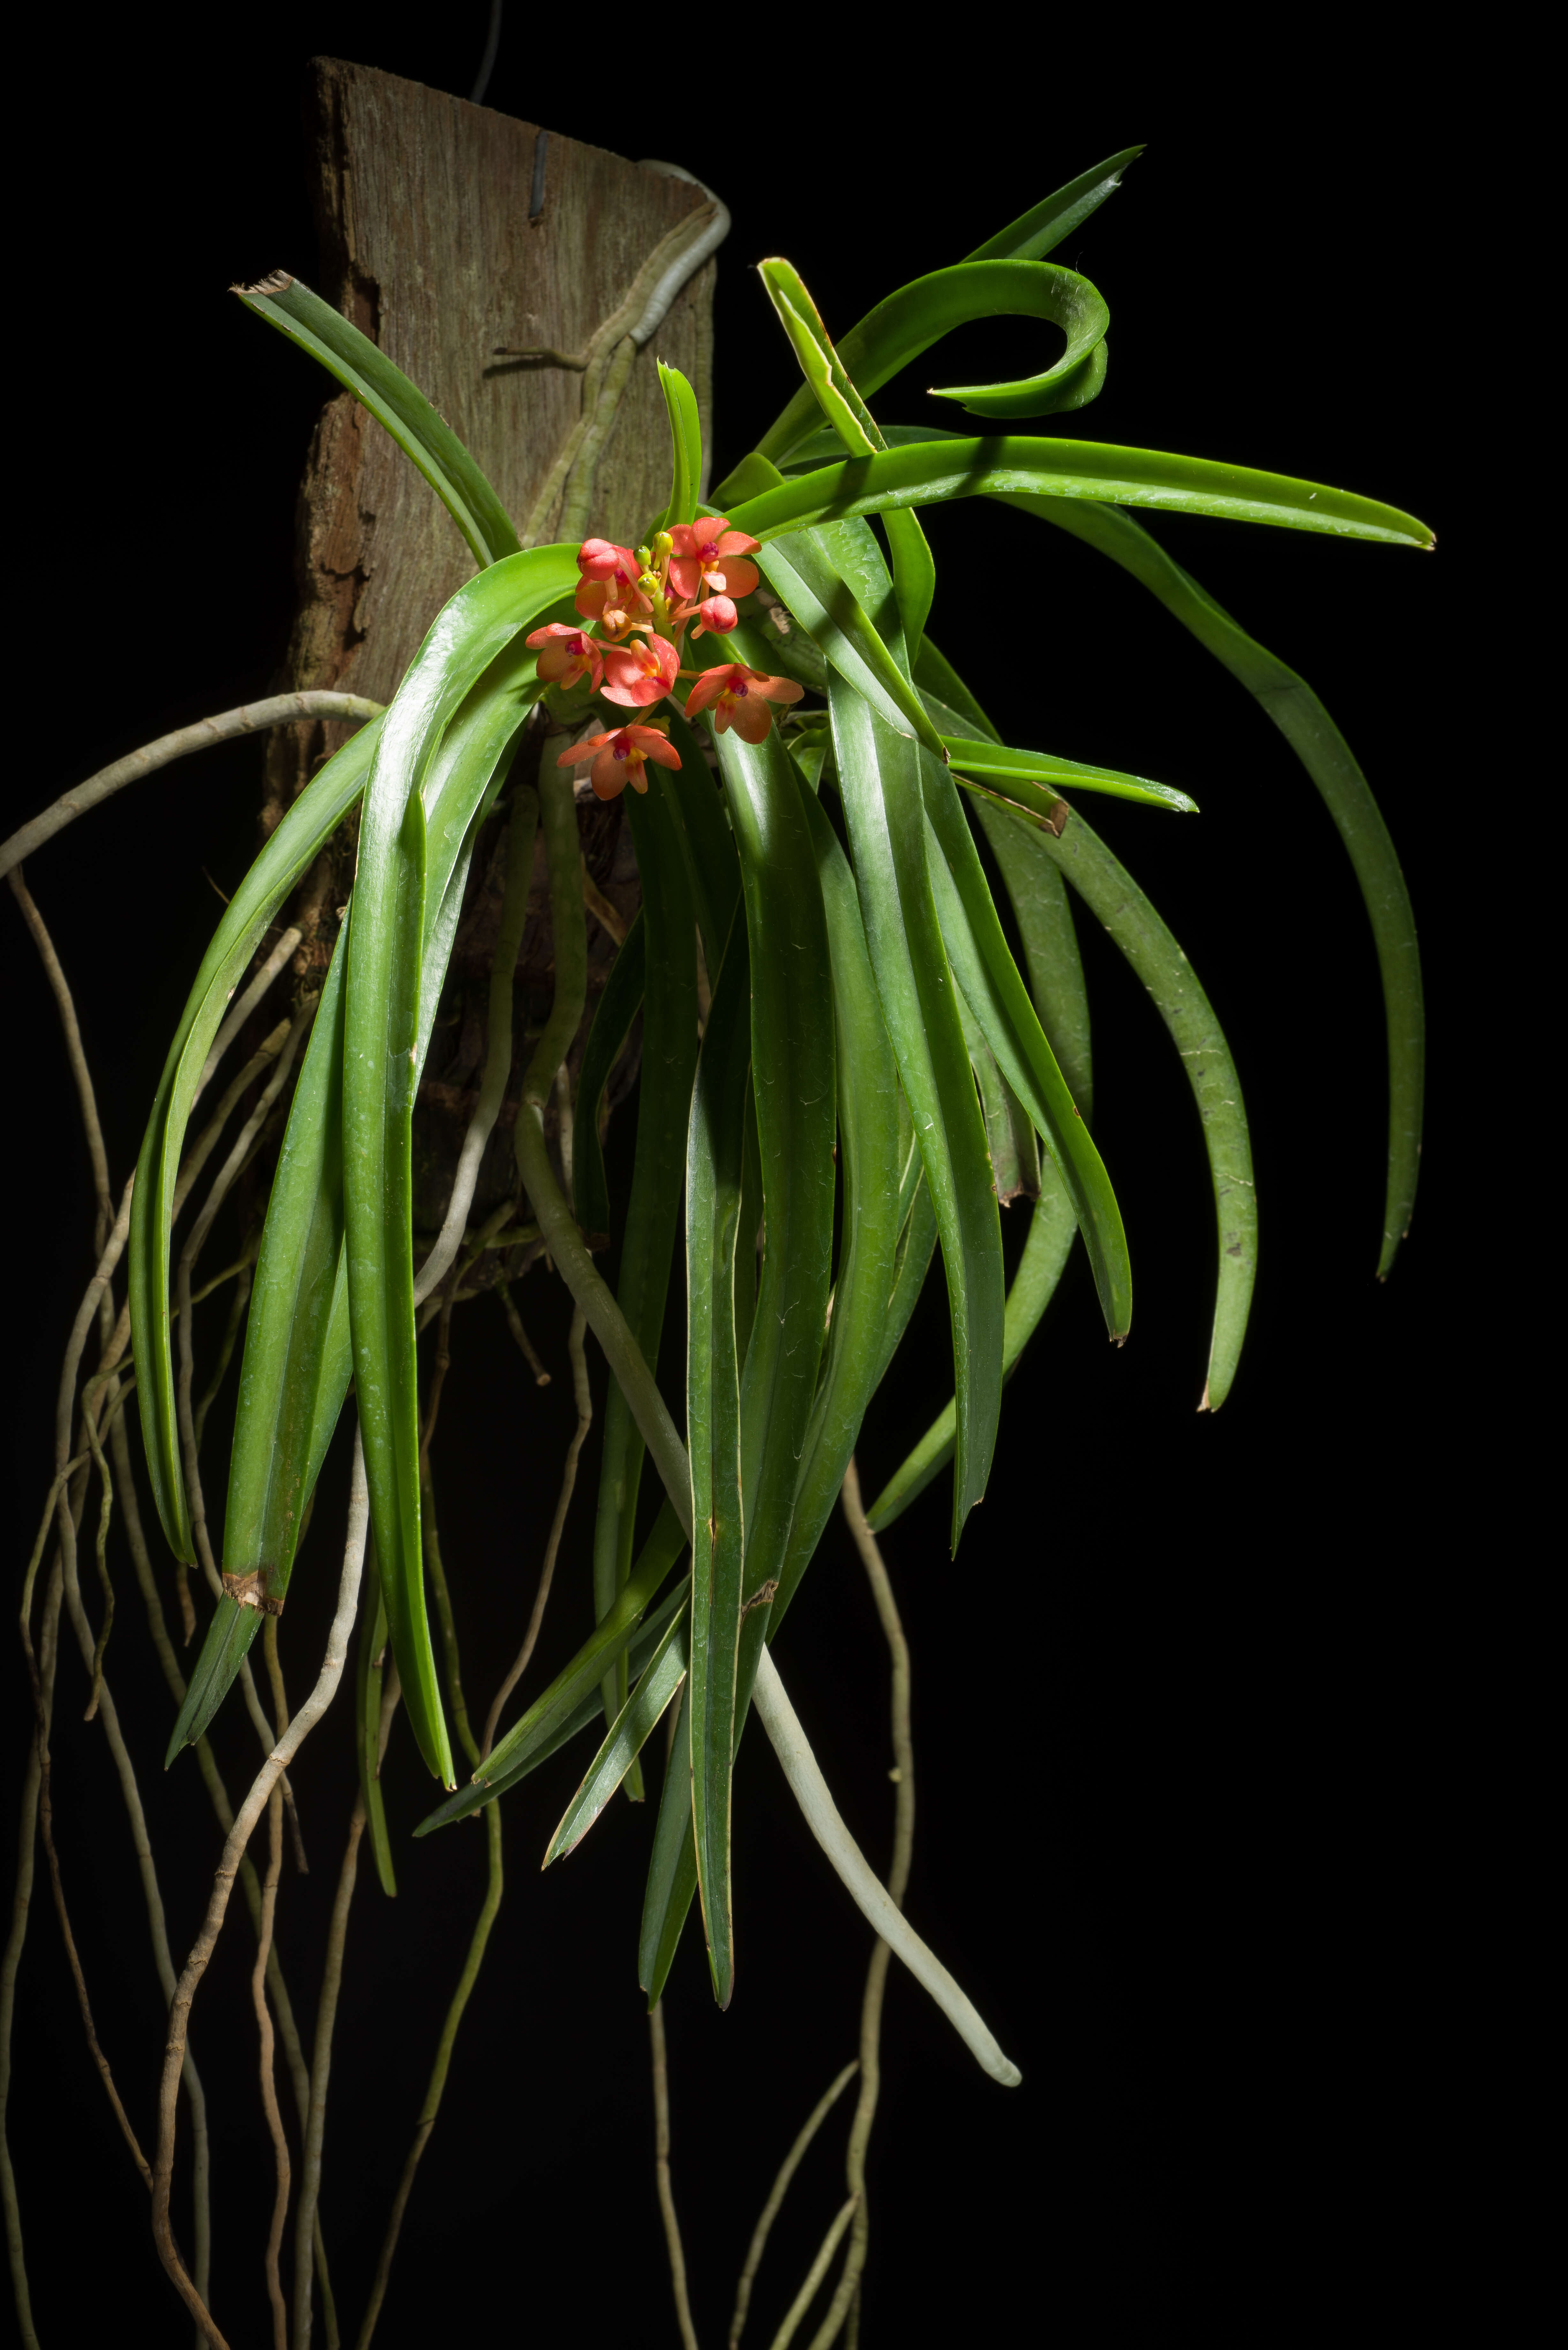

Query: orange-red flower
685;662;803;744
558;723;682;801
601;633;680;709
525;622;604;692
577;538;641;585
574;575;649;636
668;518;761;605
690;593;738;638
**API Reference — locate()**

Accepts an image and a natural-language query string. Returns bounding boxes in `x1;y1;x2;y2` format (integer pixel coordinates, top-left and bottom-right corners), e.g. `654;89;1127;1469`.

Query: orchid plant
5;143;1430;2348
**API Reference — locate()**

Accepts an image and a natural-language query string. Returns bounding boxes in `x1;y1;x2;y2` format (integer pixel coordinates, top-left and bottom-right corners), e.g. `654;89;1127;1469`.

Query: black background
4;12;1510;2347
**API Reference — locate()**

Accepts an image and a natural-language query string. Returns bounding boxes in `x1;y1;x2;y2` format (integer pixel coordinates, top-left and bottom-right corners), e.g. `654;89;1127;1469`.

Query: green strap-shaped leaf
990;798;1258;1408
661;711;743;978
637;683;842;2003
769;780;908;1628
865;709;1094;1529
129;716;383;1567
354;1540;397;1897
944;735;1197;816
754;528;948;759
224;921;350;1591
742;148;1138;469
714;691;839;1596
750;257;1113;468
1020;495;1423;1273
638;1701;698;2000
957;986;1041;1206
691;696;837;1995
544;1606;691;1865
726;436;1434;552
572;911;645;1244
683;911;751;2005
655;362;704;532
961;147;1143;264
830;678;1005;1545
866;1181;1076;1531
162;924;353;1762
912;634;1000;742
758;260;937;659
236;273;522;568
591;780;700;1755
920;763;1132;1341
343;546;580;1787
167;685;535;1759
416;1507;691;1833
418;1572;693;1834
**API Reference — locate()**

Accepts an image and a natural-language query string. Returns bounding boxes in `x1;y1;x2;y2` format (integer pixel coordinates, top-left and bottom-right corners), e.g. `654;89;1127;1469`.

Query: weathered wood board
262;56;716;836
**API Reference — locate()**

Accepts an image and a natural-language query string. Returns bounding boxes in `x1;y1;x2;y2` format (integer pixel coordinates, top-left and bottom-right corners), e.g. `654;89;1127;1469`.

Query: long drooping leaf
866;1179;1077;1531
544;1607;691;1865
635;679;844;2003
129;716;383;1568
920;761;1132;1340
770;777;906;1628
683;911;751;2004
726;436;1434;551
661;710;743;977
943;736;1197;815
989;798;1259;1407
343;547;579;1786
572;911;645;1245
680;691;837;1999
591;777;700;1757
1022;495;1423;1272
830;677;1004;1545
166;691;535;1758
418;1571;694;1832
416;1505;690;1832
354;1540;398;1897
865;703;1096;1529
162;926;352;1761
236;272;522;567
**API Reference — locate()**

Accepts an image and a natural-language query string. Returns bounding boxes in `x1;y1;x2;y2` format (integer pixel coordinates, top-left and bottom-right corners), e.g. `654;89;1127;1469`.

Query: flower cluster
529;520;805;801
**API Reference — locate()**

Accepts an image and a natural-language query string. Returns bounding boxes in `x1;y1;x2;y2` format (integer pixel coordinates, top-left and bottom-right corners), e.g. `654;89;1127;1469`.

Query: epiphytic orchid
12;124;1437;2350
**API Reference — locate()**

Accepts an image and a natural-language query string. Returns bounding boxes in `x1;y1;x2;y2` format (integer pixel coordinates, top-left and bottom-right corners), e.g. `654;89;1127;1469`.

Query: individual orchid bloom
601;633;680;709
525;622;604;693
691;593;739;638
558;722;682;801
685;662;804;744
668;517;762;605
574;574;650;634
577;537;642;585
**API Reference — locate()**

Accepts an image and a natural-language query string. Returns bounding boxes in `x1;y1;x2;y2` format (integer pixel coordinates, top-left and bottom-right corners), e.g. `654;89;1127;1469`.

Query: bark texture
263;56;715;850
